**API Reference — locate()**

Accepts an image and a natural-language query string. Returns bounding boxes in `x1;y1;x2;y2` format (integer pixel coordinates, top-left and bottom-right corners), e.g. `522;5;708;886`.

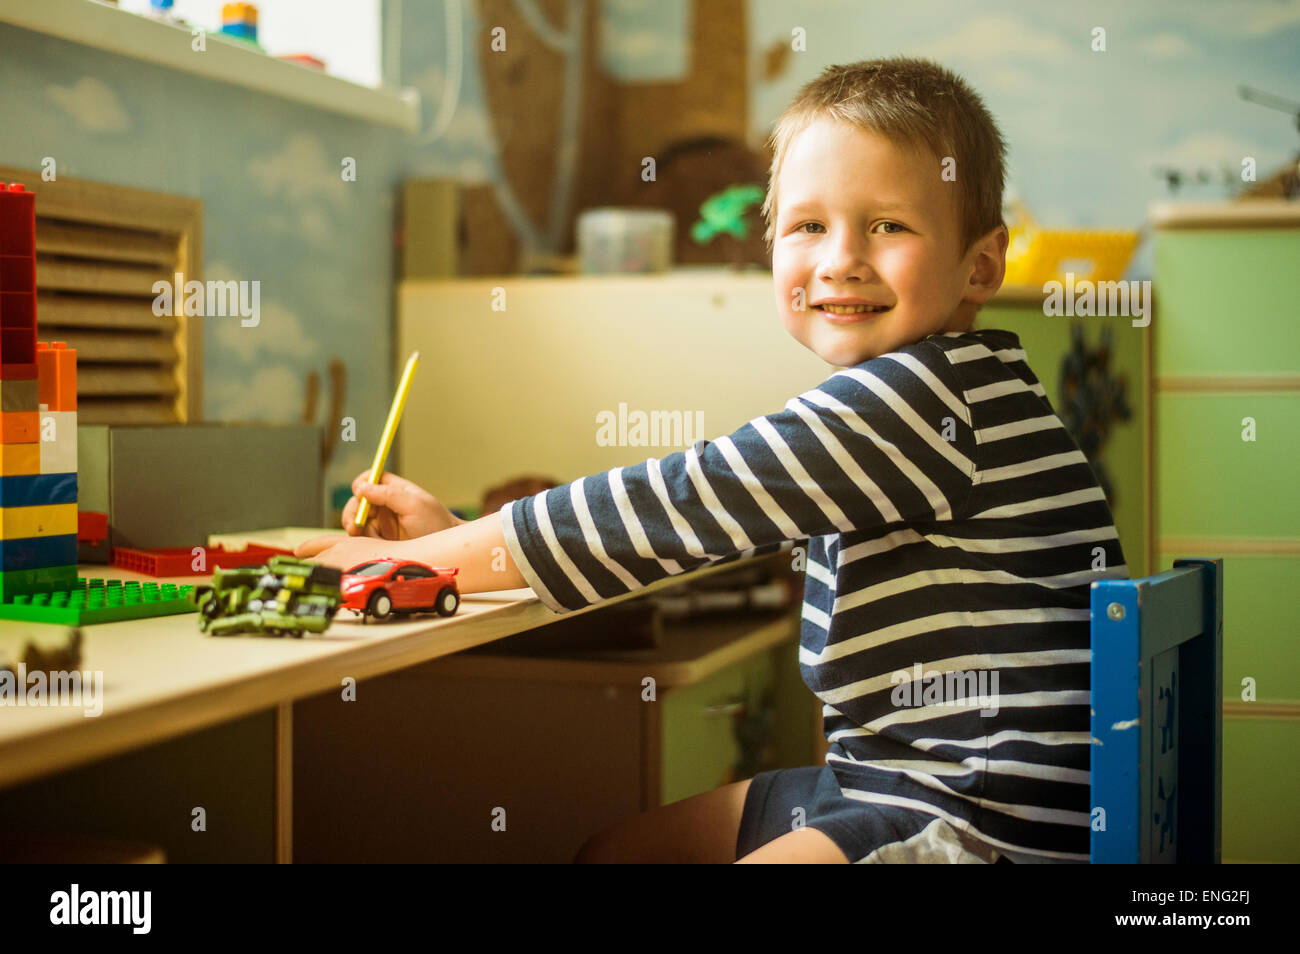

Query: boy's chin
811;339;879;369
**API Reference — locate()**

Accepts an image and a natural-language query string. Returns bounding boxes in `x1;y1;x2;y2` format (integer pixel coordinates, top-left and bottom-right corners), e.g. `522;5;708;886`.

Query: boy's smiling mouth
812;299;893;322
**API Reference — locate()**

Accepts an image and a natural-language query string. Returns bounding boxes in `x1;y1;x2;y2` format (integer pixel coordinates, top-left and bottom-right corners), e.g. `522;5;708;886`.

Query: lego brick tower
0;183;78;601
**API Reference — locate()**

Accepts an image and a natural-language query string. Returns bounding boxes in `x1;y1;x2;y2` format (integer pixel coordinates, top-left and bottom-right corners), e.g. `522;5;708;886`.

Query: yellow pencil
355;351;420;527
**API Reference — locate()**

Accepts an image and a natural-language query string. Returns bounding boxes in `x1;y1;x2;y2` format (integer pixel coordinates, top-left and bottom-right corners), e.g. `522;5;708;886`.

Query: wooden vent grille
0;165;202;424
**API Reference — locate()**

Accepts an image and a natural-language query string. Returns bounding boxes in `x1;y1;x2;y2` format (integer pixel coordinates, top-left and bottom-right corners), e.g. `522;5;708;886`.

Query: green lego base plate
0;578;197;626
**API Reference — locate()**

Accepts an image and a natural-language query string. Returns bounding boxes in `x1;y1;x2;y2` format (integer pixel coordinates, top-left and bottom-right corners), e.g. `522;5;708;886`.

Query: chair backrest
1090;558;1222;863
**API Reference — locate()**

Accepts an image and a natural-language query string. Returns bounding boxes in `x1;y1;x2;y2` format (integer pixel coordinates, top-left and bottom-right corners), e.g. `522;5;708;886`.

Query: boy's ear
965;225;1009;305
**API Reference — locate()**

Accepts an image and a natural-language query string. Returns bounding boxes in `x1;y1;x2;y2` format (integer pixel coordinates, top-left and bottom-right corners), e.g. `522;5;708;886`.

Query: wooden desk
0;572;555;793
0;555;803;862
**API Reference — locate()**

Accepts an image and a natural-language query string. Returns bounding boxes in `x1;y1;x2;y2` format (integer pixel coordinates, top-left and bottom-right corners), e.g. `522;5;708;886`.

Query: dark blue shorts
736;765;1013;863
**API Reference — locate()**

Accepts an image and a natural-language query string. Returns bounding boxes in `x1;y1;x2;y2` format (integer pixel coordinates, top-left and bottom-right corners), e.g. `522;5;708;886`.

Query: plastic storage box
577;208;674;274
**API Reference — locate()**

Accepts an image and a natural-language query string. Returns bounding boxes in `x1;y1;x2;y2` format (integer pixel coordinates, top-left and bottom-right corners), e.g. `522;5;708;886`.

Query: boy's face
772;117;1003;368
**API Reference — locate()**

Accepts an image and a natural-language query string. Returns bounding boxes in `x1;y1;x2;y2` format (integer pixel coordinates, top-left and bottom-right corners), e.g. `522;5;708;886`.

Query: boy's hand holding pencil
294;471;470;572
294;349;526;590
342;470;465;540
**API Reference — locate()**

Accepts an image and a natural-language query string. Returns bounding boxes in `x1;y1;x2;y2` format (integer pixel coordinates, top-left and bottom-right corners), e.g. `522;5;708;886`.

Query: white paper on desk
462;587;537;602
207;527;336;552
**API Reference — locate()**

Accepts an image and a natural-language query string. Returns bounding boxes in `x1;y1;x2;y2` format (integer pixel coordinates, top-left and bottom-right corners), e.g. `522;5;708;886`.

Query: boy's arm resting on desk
296;511;787;602
296;513;527;593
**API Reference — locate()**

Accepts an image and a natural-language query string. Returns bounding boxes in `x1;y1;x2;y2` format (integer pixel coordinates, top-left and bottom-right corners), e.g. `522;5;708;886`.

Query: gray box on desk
77;425;323;551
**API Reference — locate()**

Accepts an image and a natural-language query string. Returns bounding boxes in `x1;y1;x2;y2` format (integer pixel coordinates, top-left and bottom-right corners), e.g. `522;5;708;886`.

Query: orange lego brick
0;410;37;443
0;441;40;476
36;341;77;412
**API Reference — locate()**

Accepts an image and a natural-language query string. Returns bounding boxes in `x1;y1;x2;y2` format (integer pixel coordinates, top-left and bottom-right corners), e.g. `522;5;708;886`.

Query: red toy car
340;560;460;620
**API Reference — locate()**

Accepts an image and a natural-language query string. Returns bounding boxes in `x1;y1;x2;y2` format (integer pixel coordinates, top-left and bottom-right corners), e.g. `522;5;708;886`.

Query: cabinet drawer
660;650;775;805
1154;230;1300;377
1156;393;1300;538
1221;715;1300;863
1156;551;1300;702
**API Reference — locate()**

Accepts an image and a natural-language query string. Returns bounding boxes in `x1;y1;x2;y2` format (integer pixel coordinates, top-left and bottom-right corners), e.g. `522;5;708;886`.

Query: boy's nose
814;228;874;283
817;243;873;284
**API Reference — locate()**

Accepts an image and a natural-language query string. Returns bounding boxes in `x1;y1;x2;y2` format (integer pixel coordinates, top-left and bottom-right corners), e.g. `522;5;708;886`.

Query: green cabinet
1151;200;1300;863
660;628;810;805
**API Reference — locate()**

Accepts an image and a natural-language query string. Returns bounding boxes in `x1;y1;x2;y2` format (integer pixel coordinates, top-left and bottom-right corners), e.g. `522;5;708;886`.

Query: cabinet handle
703;700;745;718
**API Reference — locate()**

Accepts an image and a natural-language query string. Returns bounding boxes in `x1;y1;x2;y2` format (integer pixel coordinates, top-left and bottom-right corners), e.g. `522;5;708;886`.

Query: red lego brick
0;184;35;257
3;327;35;366
0;290;33;329
110;543;294;577
0;184;37;369
0;363;37;380
0;255;33;295
78;511;108;545
36;341;76;412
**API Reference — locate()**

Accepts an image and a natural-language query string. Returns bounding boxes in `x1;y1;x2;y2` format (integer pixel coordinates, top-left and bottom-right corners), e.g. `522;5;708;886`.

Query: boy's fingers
354;470;418;494
295;534;343;558
342;494;378;534
354;480;403;510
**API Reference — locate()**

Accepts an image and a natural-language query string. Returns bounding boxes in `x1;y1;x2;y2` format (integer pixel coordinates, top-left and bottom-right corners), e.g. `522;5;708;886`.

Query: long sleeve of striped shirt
501;335;977;614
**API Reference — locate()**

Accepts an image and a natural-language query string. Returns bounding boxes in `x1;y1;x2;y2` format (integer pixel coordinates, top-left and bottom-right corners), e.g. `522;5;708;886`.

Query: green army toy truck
190;556;343;637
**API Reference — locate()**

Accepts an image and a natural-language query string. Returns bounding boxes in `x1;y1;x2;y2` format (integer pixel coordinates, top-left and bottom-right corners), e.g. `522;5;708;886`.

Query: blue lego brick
0;532;77;571
0;472;76;508
219;23;257;40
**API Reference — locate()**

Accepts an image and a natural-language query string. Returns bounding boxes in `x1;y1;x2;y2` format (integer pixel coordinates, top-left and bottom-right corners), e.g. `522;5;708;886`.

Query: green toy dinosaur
691;184;765;245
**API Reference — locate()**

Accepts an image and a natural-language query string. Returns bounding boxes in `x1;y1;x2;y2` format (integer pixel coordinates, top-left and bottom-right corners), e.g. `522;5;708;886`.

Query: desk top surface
0;564;557;788
0;554;785;789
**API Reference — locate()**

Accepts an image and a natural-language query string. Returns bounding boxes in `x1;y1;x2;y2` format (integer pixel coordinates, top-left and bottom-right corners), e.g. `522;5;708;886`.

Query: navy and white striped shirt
502;328;1127;862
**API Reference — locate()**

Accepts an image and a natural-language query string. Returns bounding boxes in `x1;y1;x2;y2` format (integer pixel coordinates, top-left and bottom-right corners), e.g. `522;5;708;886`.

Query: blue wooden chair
1090;558;1223;863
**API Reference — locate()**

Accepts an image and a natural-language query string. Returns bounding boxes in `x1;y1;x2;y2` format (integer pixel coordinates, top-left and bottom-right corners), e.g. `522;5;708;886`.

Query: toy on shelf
278;54;326;71
341;560;460;621
218;2;260;45
146;0;185;25
690;184;765;245
1002;192;1139;286
191;556;342;637
111;543;293;577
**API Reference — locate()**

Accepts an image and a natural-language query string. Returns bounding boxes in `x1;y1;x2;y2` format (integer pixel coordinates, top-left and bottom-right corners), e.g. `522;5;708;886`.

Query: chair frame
1090;558;1223;863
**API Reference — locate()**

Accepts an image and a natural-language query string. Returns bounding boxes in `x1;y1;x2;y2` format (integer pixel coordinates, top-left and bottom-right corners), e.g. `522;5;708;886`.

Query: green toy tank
190;556;343;637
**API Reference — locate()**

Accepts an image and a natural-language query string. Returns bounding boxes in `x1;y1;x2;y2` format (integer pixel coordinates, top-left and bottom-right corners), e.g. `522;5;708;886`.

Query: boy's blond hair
762;57;1007;256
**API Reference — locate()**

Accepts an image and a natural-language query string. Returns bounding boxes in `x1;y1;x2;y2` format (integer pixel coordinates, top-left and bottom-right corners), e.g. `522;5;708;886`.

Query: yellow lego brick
0;443;40;476
0;502;78;540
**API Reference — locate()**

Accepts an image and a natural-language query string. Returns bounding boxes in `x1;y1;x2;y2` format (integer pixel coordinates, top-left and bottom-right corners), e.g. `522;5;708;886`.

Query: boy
299;57;1128;863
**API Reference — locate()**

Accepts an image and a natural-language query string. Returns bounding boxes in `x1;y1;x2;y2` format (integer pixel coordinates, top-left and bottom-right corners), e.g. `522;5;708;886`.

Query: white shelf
1;0;420;132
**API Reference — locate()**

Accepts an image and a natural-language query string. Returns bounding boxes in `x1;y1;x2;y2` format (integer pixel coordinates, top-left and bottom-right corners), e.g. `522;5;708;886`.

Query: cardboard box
77;424;323;551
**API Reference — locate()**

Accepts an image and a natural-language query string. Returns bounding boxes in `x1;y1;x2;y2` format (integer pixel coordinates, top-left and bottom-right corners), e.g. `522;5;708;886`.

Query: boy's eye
793;221;904;235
